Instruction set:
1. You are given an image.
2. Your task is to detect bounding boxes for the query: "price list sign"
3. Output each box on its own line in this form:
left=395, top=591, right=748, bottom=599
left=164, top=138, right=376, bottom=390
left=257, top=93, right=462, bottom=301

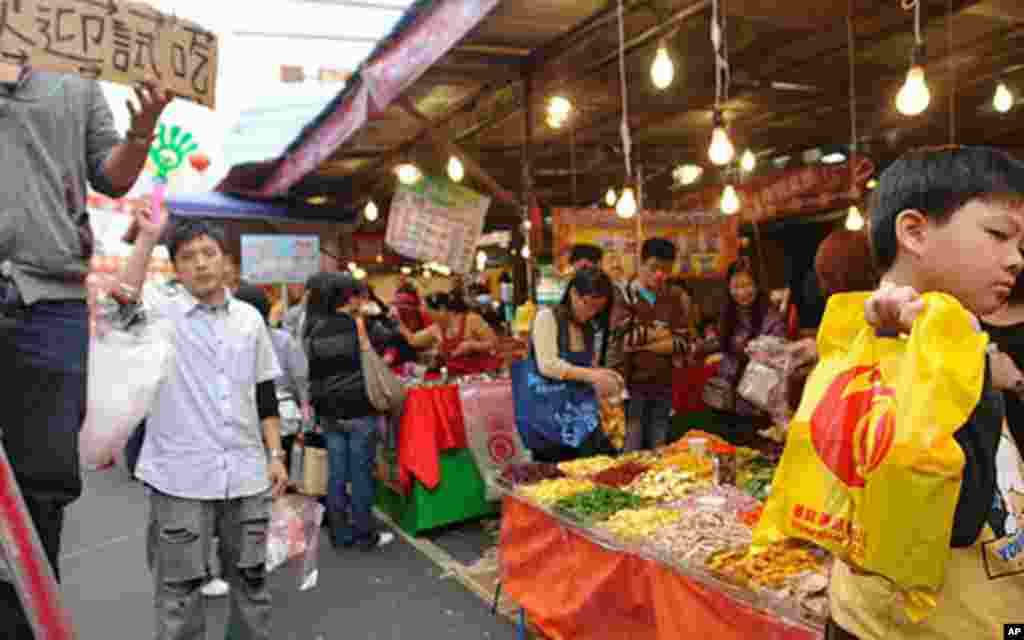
left=0, top=0, right=218, bottom=108
left=241, top=235, right=319, bottom=285
left=386, top=176, right=490, bottom=274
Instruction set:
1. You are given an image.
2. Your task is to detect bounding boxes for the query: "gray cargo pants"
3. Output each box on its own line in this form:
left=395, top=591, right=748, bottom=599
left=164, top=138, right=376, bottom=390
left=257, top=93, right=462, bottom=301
left=147, top=489, right=272, bottom=640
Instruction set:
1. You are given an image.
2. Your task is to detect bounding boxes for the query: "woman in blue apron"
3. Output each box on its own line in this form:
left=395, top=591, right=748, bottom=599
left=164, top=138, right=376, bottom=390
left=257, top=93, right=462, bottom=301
left=515, top=268, right=622, bottom=463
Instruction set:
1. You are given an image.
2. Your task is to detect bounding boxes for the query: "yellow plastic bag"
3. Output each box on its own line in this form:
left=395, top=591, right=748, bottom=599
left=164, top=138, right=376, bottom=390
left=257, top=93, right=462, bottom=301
left=753, top=292, right=987, bottom=621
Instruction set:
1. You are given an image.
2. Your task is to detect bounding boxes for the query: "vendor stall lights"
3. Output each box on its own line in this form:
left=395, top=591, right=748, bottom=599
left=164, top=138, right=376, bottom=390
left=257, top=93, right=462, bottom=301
left=447, top=156, right=465, bottom=182
left=616, top=185, right=638, bottom=219
left=605, top=187, right=618, bottom=207
left=708, top=111, right=735, bottom=166
left=720, top=185, right=740, bottom=215
left=401, top=266, right=412, bottom=275
left=521, top=245, right=531, bottom=259
left=522, top=219, right=532, bottom=231
left=546, top=96, right=572, bottom=129
left=395, top=163, right=422, bottom=185
left=845, top=205, right=865, bottom=231
left=674, top=164, right=704, bottom=186
left=650, top=39, right=674, bottom=90
left=895, top=0, right=930, bottom=117
left=994, top=82, right=1014, bottom=113
left=740, top=149, right=756, bottom=173
left=476, top=250, right=487, bottom=272
left=364, top=201, right=379, bottom=222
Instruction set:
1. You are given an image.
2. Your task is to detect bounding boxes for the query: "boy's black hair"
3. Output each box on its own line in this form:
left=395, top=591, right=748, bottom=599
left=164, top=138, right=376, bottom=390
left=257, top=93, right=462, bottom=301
left=425, top=291, right=470, bottom=314
left=569, top=243, right=604, bottom=266
left=167, top=219, right=227, bottom=263
left=641, top=237, right=677, bottom=263
left=233, top=284, right=271, bottom=324
left=871, top=146, right=1024, bottom=272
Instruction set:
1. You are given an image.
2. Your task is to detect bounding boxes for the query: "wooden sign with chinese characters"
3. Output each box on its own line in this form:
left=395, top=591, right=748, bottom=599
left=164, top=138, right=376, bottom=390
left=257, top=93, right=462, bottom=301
left=0, top=0, right=218, bottom=108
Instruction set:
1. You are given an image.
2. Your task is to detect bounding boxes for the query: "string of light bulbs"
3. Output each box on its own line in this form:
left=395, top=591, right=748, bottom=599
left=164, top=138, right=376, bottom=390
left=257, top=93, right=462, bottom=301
left=614, top=0, right=639, bottom=219
left=845, top=8, right=865, bottom=232
left=895, top=0, right=930, bottom=116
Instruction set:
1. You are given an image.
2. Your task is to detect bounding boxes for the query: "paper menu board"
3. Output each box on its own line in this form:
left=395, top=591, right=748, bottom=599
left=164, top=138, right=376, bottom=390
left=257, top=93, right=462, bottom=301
left=386, top=176, right=490, bottom=274
left=241, top=235, right=319, bottom=285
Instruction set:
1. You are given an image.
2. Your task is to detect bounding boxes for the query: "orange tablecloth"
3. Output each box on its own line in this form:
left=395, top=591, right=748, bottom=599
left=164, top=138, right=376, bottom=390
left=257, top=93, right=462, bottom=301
left=397, top=385, right=468, bottom=493
left=673, top=362, right=719, bottom=414
left=499, top=497, right=821, bottom=640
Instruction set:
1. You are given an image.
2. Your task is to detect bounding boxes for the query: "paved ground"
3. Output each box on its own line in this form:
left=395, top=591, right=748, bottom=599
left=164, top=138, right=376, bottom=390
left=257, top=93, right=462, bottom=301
left=58, top=467, right=521, bottom=640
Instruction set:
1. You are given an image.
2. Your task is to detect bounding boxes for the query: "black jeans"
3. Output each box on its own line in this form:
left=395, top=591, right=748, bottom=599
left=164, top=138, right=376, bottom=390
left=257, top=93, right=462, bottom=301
left=0, top=301, right=89, bottom=639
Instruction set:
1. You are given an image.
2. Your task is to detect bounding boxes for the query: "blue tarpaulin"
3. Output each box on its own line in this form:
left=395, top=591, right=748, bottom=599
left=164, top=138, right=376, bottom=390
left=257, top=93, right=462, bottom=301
left=166, top=191, right=354, bottom=224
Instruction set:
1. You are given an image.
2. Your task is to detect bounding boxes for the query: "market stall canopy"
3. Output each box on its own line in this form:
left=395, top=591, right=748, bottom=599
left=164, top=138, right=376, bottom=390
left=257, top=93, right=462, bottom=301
left=215, top=0, right=1024, bottom=230
left=166, top=190, right=356, bottom=224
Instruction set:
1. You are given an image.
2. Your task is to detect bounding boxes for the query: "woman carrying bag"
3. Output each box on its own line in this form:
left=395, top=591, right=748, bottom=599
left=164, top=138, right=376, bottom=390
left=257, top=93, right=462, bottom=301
left=514, top=268, right=623, bottom=463
left=304, top=273, right=395, bottom=552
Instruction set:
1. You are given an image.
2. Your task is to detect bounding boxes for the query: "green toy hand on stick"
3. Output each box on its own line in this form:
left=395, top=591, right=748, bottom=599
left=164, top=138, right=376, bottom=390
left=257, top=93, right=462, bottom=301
left=148, top=123, right=199, bottom=180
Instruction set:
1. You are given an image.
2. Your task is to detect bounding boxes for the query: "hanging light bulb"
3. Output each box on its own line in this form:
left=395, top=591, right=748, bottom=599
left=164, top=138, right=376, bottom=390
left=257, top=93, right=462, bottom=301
left=673, top=164, right=704, bottom=186
left=364, top=200, right=378, bottom=222
left=522, top=219, right=532, bottom=231
left=347, top=262, right=357, bottom=272
left=605, top=187, right=618, bottom=207
left=650, top=39, right=674, bottom=90
left=401, top=266, right=412, bottom=275
left=447, top=156, right=465, bottom=182
left=896, top=65, right=930, bottom=116
left=720, top=185, right=740, bottom=215
left=521, top=244, right=531, bottom=260
left=547, top=96, right=571, bottom=129
left=845, top=205, right=865, bottom=231
left=994, top=82, right=1014, bottom=114
left=476, top=250, right=487, bottom=271
left=376, top=254, right=384, bottom=264
left=740, top=149, right=757, bottom=173
left=708, top=110, right=735, bottom=166
left=395, top=163, right=422, bottom=184
left=616, top=185, right=638, bottom=219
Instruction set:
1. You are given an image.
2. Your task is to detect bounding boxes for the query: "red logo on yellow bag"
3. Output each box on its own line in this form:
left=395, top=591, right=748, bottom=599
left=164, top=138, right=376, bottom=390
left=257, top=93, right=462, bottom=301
left=811, top=365, right=896, bottom=488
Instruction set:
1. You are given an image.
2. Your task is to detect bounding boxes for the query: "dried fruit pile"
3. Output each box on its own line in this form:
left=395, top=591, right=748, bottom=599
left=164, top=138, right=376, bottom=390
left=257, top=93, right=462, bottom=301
left=518, top=477, right=596, bottom=505
left=557, top=455, right=620, bottom=478
left=554, top=486, right=645, bottom=523
left=626, top=469, right=700, bottom=503
left=500, top=463, right=564, bottom=486
left=590, top=462, right=651, bottom=488
left=602, top=507, right=682, bottom=540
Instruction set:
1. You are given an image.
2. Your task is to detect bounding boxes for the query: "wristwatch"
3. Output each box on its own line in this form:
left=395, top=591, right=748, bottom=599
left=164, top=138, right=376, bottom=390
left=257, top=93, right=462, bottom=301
left=268, top=449, right=286, bottom=461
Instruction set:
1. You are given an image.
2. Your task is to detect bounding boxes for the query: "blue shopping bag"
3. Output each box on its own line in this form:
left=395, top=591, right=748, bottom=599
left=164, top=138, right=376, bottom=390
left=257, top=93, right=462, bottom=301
left=511, top=357, right=600, bottom=450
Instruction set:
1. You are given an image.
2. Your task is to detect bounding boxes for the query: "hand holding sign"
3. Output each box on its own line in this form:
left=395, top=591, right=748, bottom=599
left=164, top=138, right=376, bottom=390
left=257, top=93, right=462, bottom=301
left=126, top=79, right=173, bottom=139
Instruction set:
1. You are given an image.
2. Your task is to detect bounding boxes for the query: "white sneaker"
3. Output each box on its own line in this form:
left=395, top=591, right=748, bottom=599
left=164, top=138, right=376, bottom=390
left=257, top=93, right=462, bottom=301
left=377, top=531, right=395, bottom=548
left=201, top=578, right=230, bottom=597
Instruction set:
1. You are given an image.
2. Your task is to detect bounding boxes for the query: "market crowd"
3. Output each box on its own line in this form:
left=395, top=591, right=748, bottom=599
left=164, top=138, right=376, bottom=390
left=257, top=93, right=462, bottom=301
left=3, top=65, right=1024, bottom=640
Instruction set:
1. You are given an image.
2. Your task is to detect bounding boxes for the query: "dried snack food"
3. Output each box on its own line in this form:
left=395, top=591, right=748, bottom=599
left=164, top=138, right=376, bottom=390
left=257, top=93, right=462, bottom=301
left=499, top=463, right=565, bottom=486
left=591, top=462, right=651, bottom=488
left=653, top=508, right=753, bottom=566
left=706, top=541, right=823, bottom=589
left=602, top=507, right=682, bottom=540
left=554, top=486, right=645, bottom=523
left=654, top=451, right=714, bottom=476
left=557, top=455, right=620, bottom=478
left=518, top=477, right=596, bottom=505
left=627, top=469, right=699, bottom=503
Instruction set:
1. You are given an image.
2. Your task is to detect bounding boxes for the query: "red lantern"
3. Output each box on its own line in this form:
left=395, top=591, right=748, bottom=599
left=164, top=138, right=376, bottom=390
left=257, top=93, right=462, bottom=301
left=189, top=153, right=211, bottom=173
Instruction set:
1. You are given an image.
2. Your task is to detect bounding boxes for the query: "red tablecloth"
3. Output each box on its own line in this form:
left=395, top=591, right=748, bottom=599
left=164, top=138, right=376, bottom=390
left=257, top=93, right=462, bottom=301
left=397, top=385, right=468, bottom=493
left=500, top=497, right=821, bottom=640
left=673, top=362, right=719, bottom=414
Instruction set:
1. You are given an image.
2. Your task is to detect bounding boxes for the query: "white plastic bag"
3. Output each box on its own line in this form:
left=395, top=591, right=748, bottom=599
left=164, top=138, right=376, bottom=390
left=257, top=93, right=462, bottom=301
left=79, top=316, right=173, bottom=469
left=266, top=494, right=324, bottom=591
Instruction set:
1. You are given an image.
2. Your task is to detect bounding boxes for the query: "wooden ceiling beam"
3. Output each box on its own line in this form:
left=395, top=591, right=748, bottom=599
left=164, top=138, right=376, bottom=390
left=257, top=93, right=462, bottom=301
left=397, top=97, right=519, bottom=205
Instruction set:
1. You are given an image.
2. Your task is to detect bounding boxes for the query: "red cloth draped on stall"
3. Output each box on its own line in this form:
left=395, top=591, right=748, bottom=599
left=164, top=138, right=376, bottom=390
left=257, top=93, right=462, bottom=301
left=396, top=385, right=468, bottom=492
left=500, top=497, right=820, bottom=640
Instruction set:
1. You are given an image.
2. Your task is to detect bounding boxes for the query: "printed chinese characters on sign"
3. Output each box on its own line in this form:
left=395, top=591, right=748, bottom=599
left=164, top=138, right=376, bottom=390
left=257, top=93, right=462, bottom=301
left=0, top=0, right=218, bottom=108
